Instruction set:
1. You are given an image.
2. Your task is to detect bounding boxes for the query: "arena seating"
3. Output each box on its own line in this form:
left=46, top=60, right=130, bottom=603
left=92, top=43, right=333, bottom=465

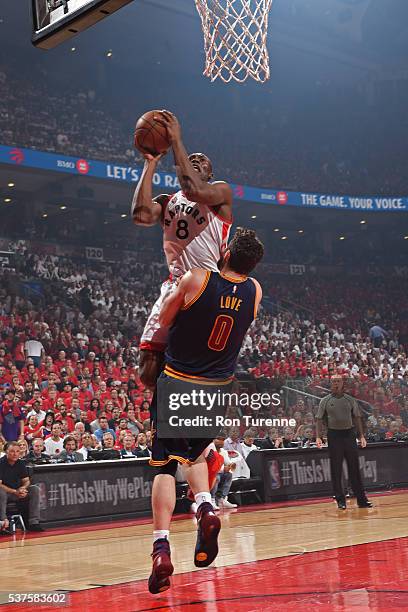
left=1, top=239, right=407, bottom=465
left=1, top=68, right=408, bottom=195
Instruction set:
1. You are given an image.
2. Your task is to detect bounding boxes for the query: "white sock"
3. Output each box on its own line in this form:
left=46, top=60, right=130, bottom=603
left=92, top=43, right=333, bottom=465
left=153, top=530, right=169, bottom=543
left=194, top=491, right=212, bottom=506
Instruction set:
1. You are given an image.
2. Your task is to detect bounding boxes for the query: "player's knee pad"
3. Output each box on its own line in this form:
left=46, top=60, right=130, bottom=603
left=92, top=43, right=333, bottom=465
left=157, top=460, right=178, bottom=478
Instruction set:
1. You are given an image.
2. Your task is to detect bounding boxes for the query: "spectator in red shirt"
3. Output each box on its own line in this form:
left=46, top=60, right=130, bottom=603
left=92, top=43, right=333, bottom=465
left=54, top=405, right=75, bottom=432
left=99, top=382, right=111, bottom=405
left=78, top=379, right=93, bottom=405
left=55, top=350, right=68, bottom=372
left=84, top=352, right=97, bottom=374
left=10, top=366, right=23, bottom=384
left=139, top=400, right=151, bottom=423
left=13, top=335, right=26, bottom=371
left=134, top=389, right=152, bottom=409
left=0, top=365, right=11, bottom=389
left=0, top=389, right=25, bottom=442
left=59, top=382, right=73, bottom=402
left=87, top=398, right=100, bottom=421
left=24, top=415, right=44, bottom=442
left=42, top=388, right=59, bottom=412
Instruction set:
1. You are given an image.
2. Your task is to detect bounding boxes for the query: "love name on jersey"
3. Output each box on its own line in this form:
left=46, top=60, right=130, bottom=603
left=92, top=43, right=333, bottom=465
left=164, top=200, right=205, bottom=227
left=220, top=295, right=242, bottom=312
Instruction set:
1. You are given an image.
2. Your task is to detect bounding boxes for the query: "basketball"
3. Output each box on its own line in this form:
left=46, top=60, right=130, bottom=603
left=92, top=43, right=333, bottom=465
left=134, top=110, right=171, bottom=156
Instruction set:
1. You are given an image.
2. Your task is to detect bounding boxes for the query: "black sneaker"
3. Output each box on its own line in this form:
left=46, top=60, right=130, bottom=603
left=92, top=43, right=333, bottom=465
left=357, top=500, right=373, bottom=508
left=0, top=528, right=12, bottom=536
left=194, top=502, right=221, bottom=568
left=148, top=538, right=173, bottom=594
left=28, top=524, right=45, bottom=532
left=336, top=500, right=347, bottom=510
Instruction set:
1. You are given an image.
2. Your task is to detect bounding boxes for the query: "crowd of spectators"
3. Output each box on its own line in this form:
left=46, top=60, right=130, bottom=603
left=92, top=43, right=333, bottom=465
left=0, top=240, right=407, bottom=470
left=1, top=68, right=408, bottom=196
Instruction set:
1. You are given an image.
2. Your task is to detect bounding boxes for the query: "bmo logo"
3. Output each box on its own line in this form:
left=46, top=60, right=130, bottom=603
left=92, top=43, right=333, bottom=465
left=277, top=191, right=288, bottom=205
left=76, top=159, right=90, bottom=174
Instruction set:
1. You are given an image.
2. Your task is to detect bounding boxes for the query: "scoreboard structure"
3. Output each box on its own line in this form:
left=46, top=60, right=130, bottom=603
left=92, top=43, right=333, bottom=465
left=31, top=0, right=134, bottom=49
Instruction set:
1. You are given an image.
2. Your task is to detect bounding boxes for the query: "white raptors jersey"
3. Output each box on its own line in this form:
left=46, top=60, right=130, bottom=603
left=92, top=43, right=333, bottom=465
left=162, top=190, right=232, bottom=278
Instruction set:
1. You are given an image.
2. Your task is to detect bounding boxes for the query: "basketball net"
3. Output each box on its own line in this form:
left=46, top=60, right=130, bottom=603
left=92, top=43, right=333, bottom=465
left=194, top=0, right=273, bottom=83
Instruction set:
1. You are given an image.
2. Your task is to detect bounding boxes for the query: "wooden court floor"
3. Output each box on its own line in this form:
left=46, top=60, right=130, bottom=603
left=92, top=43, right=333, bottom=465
left=1, top=491, right=408, bottom=611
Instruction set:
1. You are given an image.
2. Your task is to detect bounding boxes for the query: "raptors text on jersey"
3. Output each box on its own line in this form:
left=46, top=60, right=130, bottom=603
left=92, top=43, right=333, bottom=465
left=162, top=190, right=231, bottom=278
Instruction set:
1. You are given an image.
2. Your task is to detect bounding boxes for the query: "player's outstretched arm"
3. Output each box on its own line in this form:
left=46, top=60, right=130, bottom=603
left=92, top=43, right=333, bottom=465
left=159, top=269, right=207, bottom=328
left=131, top=153, right=169, bottom=226
left=155, top=111, right=233, bottom=213
left=252, top=278, right=263, bottom=317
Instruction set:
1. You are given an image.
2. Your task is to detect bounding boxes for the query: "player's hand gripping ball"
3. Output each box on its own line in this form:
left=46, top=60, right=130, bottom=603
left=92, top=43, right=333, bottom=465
left=134, top=109, right=172, bottom=156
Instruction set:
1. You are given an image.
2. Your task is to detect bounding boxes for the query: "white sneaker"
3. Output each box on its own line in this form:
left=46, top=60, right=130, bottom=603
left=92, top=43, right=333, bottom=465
left=211, top=498, right=220, bottom=510
left=189, top=502, right=198, bottom=514
left=219, top=497, right=237, bottom=509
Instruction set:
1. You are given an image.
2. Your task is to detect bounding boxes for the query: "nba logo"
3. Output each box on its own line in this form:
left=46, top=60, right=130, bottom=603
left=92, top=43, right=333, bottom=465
left=269, top=460, right=281, bottom=489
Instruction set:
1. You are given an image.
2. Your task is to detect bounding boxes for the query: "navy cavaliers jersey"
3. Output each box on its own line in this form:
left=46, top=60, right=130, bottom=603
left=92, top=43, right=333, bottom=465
left=165, top=271, right=257, bottom=380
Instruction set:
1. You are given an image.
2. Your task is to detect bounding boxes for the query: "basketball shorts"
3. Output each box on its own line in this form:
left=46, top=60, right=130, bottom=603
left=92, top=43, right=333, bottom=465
left=140, top=279, right=177, bottom=352
left=149, top=377, right=212, bottom=468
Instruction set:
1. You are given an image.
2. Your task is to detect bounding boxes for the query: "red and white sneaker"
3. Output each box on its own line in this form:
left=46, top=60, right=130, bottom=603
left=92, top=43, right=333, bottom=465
left=148, top=538, right=174, bottom=594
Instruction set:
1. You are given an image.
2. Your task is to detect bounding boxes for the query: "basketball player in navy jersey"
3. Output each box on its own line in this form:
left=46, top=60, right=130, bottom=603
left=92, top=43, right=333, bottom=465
left=147, top=228, right=264, bottom=594
left=131, top=110, right=233, bottom=390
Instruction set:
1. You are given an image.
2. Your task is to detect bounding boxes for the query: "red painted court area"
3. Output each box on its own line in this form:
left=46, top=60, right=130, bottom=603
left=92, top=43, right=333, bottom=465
left=4, top=537, right=408, bottom=612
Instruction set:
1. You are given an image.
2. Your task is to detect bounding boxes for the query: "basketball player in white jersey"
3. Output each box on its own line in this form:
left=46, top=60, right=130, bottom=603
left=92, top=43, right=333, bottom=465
left=131, top=110, right=233, bottom=388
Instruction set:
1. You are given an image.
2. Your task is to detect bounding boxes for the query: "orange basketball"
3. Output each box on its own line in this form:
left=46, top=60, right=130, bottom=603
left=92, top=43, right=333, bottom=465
left=134, top=109, right=171, bottom=156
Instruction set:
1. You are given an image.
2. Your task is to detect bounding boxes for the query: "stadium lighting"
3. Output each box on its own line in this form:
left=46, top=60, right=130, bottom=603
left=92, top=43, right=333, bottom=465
left=60, top=205, right=67, bottom=210
left=71, top=47, right=76, bottom=52
left=404, top=235, right=408, bottom=240
left=121, top=213, right=127, bottom=218
left=298, top=229, right=304, bottom=234
left=339, top=236, right=346, bottom=240
left=106, top=50, right=113, bottom=58
left=360, top=220, right=367, bottom=225
left=281, top=236, right=287, bottom=240
left=7, top=182, right=15, bottom=188
left=251, top=215, right=257, bottom=219
left=42, top=213, right=48, bottom=218
left=273, top=228, right=279, bottom=232
left=4, top=197, right=11, bottom=203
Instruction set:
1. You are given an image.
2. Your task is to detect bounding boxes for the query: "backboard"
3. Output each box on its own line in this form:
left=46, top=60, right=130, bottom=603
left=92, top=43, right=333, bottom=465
left=31, top=0, right=134, bottom=49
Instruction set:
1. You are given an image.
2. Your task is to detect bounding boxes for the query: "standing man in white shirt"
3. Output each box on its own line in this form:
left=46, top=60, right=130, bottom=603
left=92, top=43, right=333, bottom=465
left=24, top=336, right=45, bottom=369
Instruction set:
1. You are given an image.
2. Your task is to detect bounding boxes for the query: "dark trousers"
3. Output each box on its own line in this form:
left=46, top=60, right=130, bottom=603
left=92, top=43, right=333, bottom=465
left=327, top=429, right=367, bottom=504
left=0, top=485, right=41, bottom=524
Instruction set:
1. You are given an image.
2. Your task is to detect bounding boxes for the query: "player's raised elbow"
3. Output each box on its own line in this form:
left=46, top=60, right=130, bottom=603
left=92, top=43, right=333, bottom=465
left=186, top=182, right=231, bottom=206
left=184, top=188, right=219, bottom=206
